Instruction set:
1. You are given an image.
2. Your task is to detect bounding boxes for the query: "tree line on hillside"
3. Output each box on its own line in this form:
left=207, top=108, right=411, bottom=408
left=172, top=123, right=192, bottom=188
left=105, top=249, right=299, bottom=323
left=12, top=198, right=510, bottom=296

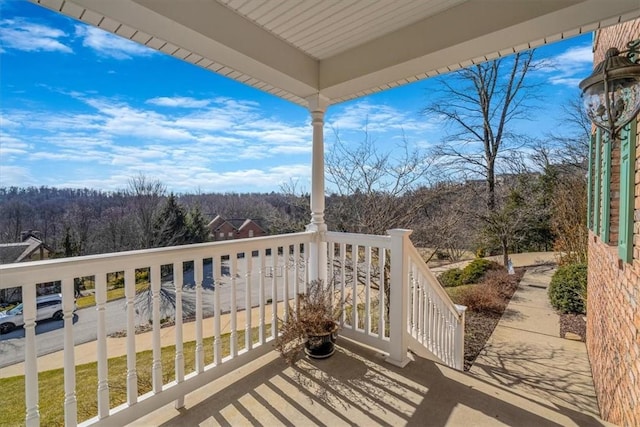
left=0, top=160, right=584, bottom=264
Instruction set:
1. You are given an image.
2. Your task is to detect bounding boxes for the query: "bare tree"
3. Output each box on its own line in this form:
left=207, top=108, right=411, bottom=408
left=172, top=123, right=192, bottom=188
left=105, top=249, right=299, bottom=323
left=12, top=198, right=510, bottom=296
left=127, top=174, right=166, bottom=249
left=551, top=173, right=588, bottom=264
left=544, top=97, right=591, bottom=171
left=424, top=50, right=538, bottom=212
left=326, top=128, right=435, bottom=234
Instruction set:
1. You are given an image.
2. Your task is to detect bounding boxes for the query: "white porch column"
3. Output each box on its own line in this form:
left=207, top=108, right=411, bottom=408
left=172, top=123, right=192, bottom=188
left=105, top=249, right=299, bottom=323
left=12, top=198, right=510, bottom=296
left=306, top=94, right=329, bottom=284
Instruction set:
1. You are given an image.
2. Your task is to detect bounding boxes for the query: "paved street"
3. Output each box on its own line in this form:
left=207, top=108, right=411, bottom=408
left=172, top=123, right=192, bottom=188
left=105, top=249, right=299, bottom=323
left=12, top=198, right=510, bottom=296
left=0, top=255, right=301, bottom=368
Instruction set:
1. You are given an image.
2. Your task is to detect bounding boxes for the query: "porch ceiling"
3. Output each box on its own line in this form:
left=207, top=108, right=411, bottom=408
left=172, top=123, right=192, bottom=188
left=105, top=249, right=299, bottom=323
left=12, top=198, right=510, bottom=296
left=33, top=0, right=640, bottom=108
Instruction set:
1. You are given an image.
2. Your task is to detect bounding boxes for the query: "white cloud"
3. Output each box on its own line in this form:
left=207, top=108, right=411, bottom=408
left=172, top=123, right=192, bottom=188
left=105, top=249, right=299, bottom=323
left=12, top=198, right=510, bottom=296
left=0, top=165, right=35, bottom=186
left=0, top=90, right=315, bottom=192
left=553, top=45, right=593, bottom=64
left=76, top=25, right=154, bottom=59
left=327, top=101, right=434, bottom=134
left=537, top=44, right=593, bottom=87
left=0, top=139, right=30, bottom=158
left=147, top=97, right=210, bottom=108
left=0, top=18, right=72, bottom=53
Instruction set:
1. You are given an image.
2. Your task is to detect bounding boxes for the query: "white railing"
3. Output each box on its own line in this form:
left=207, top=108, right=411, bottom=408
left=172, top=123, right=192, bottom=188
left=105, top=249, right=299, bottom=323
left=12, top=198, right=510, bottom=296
left=0, top=228, right=464, bottom=426
left=326, top=229, right=465, bottom=370
left=0, top=232, right=313, bottom=427
left=326, top=231, right=391, bottom=353
left=406, top=241, right=466, bottom=370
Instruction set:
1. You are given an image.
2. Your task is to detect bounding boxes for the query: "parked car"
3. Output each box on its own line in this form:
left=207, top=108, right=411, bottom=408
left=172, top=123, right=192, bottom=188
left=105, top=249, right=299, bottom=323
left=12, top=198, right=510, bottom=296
left=0, top=294, right=76, bottom=334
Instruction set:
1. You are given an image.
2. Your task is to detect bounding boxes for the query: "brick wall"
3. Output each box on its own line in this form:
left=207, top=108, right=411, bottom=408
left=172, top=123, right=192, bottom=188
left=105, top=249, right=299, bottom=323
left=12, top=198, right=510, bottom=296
left=587, top=19, right=640, bottom=426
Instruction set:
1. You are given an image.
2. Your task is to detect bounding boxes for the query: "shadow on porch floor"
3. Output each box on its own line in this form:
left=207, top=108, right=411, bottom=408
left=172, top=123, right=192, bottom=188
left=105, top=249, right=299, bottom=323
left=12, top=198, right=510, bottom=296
left=130, top=338, right=605, bottom=427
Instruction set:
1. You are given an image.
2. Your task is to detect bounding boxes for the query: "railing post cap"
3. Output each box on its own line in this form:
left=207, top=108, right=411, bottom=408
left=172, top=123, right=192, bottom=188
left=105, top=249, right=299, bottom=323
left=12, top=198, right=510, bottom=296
left=386, top=229, right=413, bottom=237
left=455, top=304, right=467, bottom=314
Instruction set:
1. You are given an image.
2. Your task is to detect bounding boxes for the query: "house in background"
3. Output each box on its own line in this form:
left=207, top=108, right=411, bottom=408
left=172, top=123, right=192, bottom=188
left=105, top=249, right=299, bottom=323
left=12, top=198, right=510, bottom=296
left=585, top=19, right=639, bottom=426
left=0, top=231, right=55, bottom=303
left=0, top=231, right=53, bottom=265
left=208, top=215, right=267, bottom=241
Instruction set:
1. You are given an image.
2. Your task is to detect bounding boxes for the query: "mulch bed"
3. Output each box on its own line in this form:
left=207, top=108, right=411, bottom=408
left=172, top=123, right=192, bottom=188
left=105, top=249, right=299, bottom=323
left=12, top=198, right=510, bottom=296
left=560, top=313, right=586, bottom=342
left=462, top=268, right=525, bottom=371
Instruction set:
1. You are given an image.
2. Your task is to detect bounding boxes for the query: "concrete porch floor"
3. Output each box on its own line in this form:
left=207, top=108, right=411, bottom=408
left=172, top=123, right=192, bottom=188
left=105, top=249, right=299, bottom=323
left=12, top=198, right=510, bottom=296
left=130, top=338, right=605, bottom=427
left=130, top=263, right=610, bottom=427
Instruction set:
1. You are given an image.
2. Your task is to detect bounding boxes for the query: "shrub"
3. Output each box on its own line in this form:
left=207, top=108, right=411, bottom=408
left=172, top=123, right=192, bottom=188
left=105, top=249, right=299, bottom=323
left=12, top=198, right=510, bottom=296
left=439, top=268, right=463, bottom=287
left=457, top=284, right=504, bottom=313
left=548, top=263, right=587, bottom=314
left=484, top=270, right=517, bottom=298
left=460, top=259, right=501, bottom=284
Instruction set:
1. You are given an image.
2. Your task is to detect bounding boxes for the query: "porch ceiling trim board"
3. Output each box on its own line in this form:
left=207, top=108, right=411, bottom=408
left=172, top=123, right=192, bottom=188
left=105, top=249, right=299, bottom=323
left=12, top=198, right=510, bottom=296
left=33, top=0, right=640, bottom=108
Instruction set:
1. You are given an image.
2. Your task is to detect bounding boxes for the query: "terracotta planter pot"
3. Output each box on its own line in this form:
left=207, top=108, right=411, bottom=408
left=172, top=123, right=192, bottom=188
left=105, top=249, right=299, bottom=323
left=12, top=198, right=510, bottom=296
left=304, top=322, right=338, bottom=359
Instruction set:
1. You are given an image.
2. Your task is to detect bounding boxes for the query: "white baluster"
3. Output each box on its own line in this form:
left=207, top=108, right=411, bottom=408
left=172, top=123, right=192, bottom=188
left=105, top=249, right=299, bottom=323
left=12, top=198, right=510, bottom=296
left=195, top=260, right=204, bottom=373
left=23, top=285, right=39, bottom=427
left=351, top=243, right=357, bottom=331
left=303, top=242, right=310, bottom=290
left=378, top=247, right=386, bottom=339
left=62, top=278, right=77, bottom=426
left=271, top=246, right=277, bottom=339
left=124, top=269, right=138, bottom=405
left=364, top=245, right=371, bottom=334
left=245, top=253, right=252, bottom=351
left=283, top=247, right=289, bottom=324
left=95, top=273, right=109, bottom=419
left=420, top=280, right=427, bottom=345
left=151, top=265, right=162, bottom=394
left=259, top=250, right=266, bottom=344
left=411, top=266, right=419, bottom=338
left=340, top=243, right=347, bottom=326
left=174, top=262, right=185, bottom=409
left=293, top=243, right=300, bottom=315
left=230, top=253, right=238, bottom=358
left=213, top=256, right=222, bottom=366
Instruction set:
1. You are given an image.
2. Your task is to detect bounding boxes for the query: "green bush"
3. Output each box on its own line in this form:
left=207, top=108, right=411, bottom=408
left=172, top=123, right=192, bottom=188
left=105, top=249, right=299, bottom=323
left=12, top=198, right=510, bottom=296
left=439, top=268, right=463, bottom=287
left=548, top=263, right=587, bottom=314
left=460, top=259, right=500, bottom=284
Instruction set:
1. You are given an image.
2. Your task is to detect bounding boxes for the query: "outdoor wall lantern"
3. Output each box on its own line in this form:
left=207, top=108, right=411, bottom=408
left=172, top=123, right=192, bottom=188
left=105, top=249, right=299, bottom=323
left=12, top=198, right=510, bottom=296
left=579, top=40, right=640, bottom=140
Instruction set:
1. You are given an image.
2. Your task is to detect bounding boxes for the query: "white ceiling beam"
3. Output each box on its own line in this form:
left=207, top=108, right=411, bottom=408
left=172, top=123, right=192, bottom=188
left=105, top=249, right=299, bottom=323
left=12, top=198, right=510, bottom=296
left=69, top=0, right=320, bottom=98
left=319, top=0, right=640, bottom=100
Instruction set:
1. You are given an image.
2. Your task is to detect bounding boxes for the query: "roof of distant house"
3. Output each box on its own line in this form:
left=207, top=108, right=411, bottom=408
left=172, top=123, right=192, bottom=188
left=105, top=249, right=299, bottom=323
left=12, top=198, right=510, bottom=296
left=207, top=215, right=266, bottom=233
left=0, top=236, right=53, bottom=264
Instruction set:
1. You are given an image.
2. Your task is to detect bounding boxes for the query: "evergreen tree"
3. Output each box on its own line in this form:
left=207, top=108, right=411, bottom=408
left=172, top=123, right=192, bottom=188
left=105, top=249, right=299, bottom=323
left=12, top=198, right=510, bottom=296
left=186, top=204, right=209, bottom=243
left=152, top=194, right=188, bottom=247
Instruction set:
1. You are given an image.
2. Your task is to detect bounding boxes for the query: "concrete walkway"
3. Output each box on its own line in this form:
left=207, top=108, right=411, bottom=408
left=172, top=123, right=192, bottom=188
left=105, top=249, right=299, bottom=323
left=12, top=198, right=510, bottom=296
left=469, top=264, right=608, bottom=423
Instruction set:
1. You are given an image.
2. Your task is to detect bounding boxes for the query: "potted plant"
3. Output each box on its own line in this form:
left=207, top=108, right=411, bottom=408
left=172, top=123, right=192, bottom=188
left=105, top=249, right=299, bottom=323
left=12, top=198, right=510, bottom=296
left=275, top=279, right=342, bottom=364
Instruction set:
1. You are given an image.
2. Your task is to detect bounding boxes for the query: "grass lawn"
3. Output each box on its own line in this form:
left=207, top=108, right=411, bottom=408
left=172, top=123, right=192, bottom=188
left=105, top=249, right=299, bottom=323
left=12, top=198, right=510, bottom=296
left=0, top=326, right=271, bottom=426
left=75, top=282, right=150, bottom=309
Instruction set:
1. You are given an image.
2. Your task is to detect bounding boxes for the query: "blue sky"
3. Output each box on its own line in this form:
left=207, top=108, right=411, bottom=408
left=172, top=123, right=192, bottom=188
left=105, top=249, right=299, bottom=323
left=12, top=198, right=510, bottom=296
left=0, top=0, right=593, bottom=194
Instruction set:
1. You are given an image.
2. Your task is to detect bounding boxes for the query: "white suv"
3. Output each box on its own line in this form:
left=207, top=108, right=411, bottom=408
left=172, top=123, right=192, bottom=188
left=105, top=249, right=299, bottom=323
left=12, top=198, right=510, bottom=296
left=0, top=294, right=76, bottom=334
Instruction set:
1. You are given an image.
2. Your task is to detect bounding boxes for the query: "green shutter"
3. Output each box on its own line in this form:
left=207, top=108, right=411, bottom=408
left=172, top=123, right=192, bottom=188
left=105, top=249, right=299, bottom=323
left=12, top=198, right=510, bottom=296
left=587, top=133, right=595, bottom=231
left=618, top=119, right=637, bottom=263
left=593, top=128, right=602, bottom=235
left=601, top=131, right=612, bottom=242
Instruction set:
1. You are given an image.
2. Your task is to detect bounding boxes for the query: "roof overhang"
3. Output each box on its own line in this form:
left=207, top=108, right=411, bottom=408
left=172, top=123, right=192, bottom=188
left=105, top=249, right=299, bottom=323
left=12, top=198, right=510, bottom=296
left=32, top=0, right=640, bottom=108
